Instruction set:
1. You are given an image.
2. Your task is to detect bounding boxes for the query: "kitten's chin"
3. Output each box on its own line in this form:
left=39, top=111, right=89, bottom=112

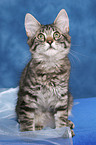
left=44, top=48, right=58, bottom=56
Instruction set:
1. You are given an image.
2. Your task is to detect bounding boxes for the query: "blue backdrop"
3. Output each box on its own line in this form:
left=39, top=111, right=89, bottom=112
left=0, top=0, right=96, bottom=99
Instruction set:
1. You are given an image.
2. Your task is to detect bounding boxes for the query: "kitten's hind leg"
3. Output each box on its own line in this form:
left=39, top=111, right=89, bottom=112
left=67, top=120, right=75, bottom=129
left=67, top=120, right=75, bottom=137
left=71, top=129, right=75, bottom=137
left=68, top=92, right=73, bottom=116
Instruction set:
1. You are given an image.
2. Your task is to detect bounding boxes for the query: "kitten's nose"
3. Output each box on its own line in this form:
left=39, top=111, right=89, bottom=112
left=47, top=40, right=53, bottom=45
left=46, top=37, right=53, bottom=45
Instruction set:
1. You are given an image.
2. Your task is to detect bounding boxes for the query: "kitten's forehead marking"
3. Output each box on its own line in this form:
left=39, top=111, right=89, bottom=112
left=40, top=25, right=56, bottom=38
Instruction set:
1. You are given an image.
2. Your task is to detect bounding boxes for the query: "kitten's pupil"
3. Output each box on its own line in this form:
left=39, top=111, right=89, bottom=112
left=55, top=33, right=59, bottom=37
left=40, top=34, right=43, bottom=38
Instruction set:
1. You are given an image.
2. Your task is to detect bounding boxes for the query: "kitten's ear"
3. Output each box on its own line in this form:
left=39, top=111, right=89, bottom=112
left=25, top=13, right=41, bottom=37
left=54, top=9, right=69, bottom=33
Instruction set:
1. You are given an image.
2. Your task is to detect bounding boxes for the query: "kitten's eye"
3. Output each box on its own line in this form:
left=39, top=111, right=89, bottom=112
left=53, top=31, right=60, bottom=40
left=37, top=33, right=45, bottom=41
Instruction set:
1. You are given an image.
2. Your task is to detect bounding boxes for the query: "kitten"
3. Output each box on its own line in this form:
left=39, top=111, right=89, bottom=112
left=16, top=9, right=75, bottom=136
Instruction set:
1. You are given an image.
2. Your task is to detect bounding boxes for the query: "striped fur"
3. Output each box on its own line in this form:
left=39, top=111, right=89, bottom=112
left=16, top=9, right=74, bottom=136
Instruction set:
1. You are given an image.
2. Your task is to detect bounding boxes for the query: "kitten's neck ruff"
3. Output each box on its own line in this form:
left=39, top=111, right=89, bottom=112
left=31, top=53, right=70, bottom=74
left=32, top=48, right=70, bottom=63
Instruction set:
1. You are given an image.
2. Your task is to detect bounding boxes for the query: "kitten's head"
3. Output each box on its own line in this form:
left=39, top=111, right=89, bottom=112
left=25, top=9, right=71, bottom=61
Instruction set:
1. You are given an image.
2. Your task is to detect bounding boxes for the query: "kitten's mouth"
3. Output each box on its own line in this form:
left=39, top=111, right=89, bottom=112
left=48, top=46, right=55, bottom=50
left=49, top=47, right=53, bottom=49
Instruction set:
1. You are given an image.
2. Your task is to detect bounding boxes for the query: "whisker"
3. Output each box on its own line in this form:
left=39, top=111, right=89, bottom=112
left=71, top=44, right=81, bottom=47
left=68, top=55, right=76, bottom=66
left=69, top=51, right=81, bottom=63
left=21, top=54, right=31, bottom=65
left=71, top=49, right=89, bottom=58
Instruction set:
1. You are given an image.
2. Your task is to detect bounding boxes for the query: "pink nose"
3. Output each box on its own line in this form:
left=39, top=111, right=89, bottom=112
left=48, top=40, right=52, bottom=44
left=47, top=40, right=53, bottom=45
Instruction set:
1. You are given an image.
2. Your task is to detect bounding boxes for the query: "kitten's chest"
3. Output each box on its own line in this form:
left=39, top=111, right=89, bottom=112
left=34, top=73, right=68, bottom=111
left=36, top=85, right=59, bottom=112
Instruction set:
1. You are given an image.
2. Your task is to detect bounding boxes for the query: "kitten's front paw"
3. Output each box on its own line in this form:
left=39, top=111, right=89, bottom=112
left=35, top=125, right=43, bottom=130
left=20, top=123, right=35, bottom=132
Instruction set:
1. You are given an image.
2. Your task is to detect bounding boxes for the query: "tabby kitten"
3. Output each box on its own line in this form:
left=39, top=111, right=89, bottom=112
left=16, top=9, right=74, bottom=136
